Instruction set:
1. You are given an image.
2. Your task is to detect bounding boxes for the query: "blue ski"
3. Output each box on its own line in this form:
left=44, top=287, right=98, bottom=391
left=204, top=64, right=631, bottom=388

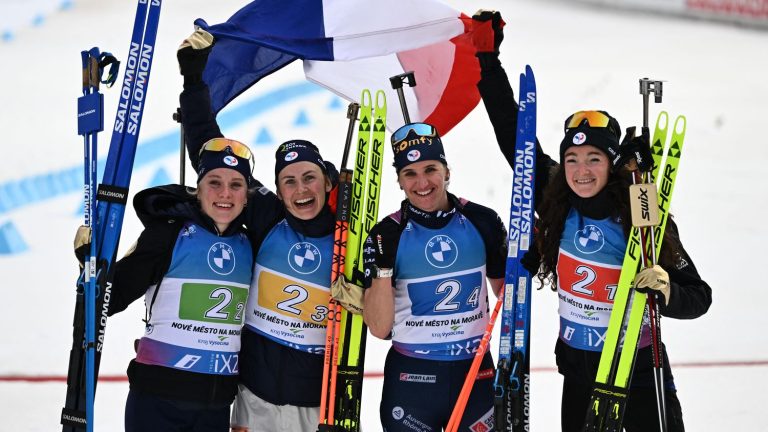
left=494, top=65, right=537, bottom=432
left=61, top=1, right=162, bottom=430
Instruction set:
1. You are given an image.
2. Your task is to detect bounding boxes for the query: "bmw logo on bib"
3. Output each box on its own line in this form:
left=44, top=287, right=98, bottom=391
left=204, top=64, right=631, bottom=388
left=574, top=225, right=605, bottom=254
left=425, top=235, right=458, bottom=268
left=208, top=242, right=236, bottom=275
left=288, top=242, right=322, bottom=274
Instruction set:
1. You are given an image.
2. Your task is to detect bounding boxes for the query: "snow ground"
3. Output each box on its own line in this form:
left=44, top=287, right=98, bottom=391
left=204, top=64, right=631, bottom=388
left=1, top=0, right=767, bottom=430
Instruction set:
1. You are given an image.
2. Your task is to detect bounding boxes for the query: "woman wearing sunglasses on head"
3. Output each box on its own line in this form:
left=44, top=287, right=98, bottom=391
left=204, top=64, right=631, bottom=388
left=361, top=122, right=508, bottom=431
left=472, top=12, right=712, bottom=431
left=177, top=30, right=339, bottom=432
left=87, top=143, right=254, bottom=431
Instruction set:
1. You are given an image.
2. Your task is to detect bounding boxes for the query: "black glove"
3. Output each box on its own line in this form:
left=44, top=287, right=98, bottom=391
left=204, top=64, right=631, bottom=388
left=472, top=10, right=505, bottom=70
left=615, top=126, right=653, bottom=172
left=177, top=29, right=215, bottom=86
left=323, top=160, right=339, bottom=188
left=361, top=222, right=399, bottom=288
left=369, top=222, right=399, bottom=270
left=520, top=247, right=541, bottom=275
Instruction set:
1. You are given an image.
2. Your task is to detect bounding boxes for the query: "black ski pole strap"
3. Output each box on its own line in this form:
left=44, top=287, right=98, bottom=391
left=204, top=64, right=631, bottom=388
left=96, top=184, right=129, bottom=205
left=97, top=52, right=120, bottom=88
left=80, top=48, right=120, bottom=92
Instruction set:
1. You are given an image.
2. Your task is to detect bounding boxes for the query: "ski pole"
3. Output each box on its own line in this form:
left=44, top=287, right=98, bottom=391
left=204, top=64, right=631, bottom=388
left=639, top=77, right=668, bottom=432
left=76, top=46, right=118, bottom=432
left=445, top=287, right=505, bottom=432
left=82, top=48, right=100, bottom=432
left=389, top=71, right=416, bottom=124
left=62, top=3, right=158, bottom=431
left=172, top=108, right=186, bottom=184
left=319, top=101, right=360, bottom=431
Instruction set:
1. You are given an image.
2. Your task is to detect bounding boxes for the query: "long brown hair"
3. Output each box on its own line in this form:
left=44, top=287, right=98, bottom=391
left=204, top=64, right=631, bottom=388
left=535, top=165, right=680, bottom=290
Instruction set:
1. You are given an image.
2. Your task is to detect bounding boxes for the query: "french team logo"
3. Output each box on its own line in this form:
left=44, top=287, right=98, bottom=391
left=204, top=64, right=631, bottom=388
left=284, top=151, right=299, bottom=161
left=223, top=155, right=238, bottom=166
left=573, top=131, right=587, bottom=145
left=406, top=149, right=421, bottom=162
left=425, top=235, right=458, bottom=268
left=573, top=225, right=604, bottom=254
left=208, top=242, right=236, bottom=275
left=288, top=242, right=322, bottom=274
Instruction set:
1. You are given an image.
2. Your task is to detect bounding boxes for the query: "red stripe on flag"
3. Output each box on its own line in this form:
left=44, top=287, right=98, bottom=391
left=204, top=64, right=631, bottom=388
left=397, top=14, right=481, bottom=137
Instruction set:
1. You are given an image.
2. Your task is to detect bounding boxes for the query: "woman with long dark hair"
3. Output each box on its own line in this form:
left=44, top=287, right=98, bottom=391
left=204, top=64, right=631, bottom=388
left=534, top=111, right=711, bottom=431
left=474, top=11, right=711, bottom=430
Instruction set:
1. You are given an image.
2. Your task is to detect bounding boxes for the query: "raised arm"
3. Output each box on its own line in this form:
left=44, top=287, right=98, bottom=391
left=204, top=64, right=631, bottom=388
left=177, top=29, right=224, bottom=170
left=472, top=11, right=556, bottom=209
left=176, top=30, right=284, bottom=236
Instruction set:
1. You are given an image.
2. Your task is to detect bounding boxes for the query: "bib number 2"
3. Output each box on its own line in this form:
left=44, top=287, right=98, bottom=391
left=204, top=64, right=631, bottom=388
left=179, top=283, right=249, bottom=325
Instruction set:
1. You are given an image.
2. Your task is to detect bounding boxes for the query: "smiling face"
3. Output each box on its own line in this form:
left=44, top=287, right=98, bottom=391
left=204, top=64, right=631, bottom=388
left=276, top=161, right=331, bottom=220
left=397, top=160, right=450, bottom=212
left=197, top=168, right=248, bottom=233
left=563, top=145, right=610, bottom=198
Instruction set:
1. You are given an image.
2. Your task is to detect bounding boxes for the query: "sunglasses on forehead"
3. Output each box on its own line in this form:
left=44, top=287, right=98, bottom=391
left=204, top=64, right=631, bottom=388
left=392, top=122, right=438, bottom=144
left=565, top=111, right=618, bottom=135
left=199, top=138, right=253, bottom=160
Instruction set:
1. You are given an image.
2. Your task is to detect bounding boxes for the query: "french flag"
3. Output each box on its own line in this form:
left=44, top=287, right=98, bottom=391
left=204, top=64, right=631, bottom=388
left=196, top=0, right=486, bottom=135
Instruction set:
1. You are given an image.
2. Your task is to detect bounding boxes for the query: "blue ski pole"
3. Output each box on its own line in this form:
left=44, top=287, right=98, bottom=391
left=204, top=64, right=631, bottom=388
left=77, top=46, right=118, bottom=432
left=62, top=2, right=161, bottom=430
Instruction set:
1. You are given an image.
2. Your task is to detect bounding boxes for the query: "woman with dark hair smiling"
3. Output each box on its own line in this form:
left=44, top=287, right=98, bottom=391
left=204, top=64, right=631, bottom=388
left=177, top=29, right=342, bottom=432
left=362, top=122, right=508, bottom=431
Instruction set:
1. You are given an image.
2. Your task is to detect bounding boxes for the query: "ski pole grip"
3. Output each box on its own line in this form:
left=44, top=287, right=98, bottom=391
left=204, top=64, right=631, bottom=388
left=639, top=78, right=664, bottom=128
left=389, top=71, right=416, bottom=89
left=339, top=103, right=360, bottom=170
left=389, top=72, right=416, bottom=124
